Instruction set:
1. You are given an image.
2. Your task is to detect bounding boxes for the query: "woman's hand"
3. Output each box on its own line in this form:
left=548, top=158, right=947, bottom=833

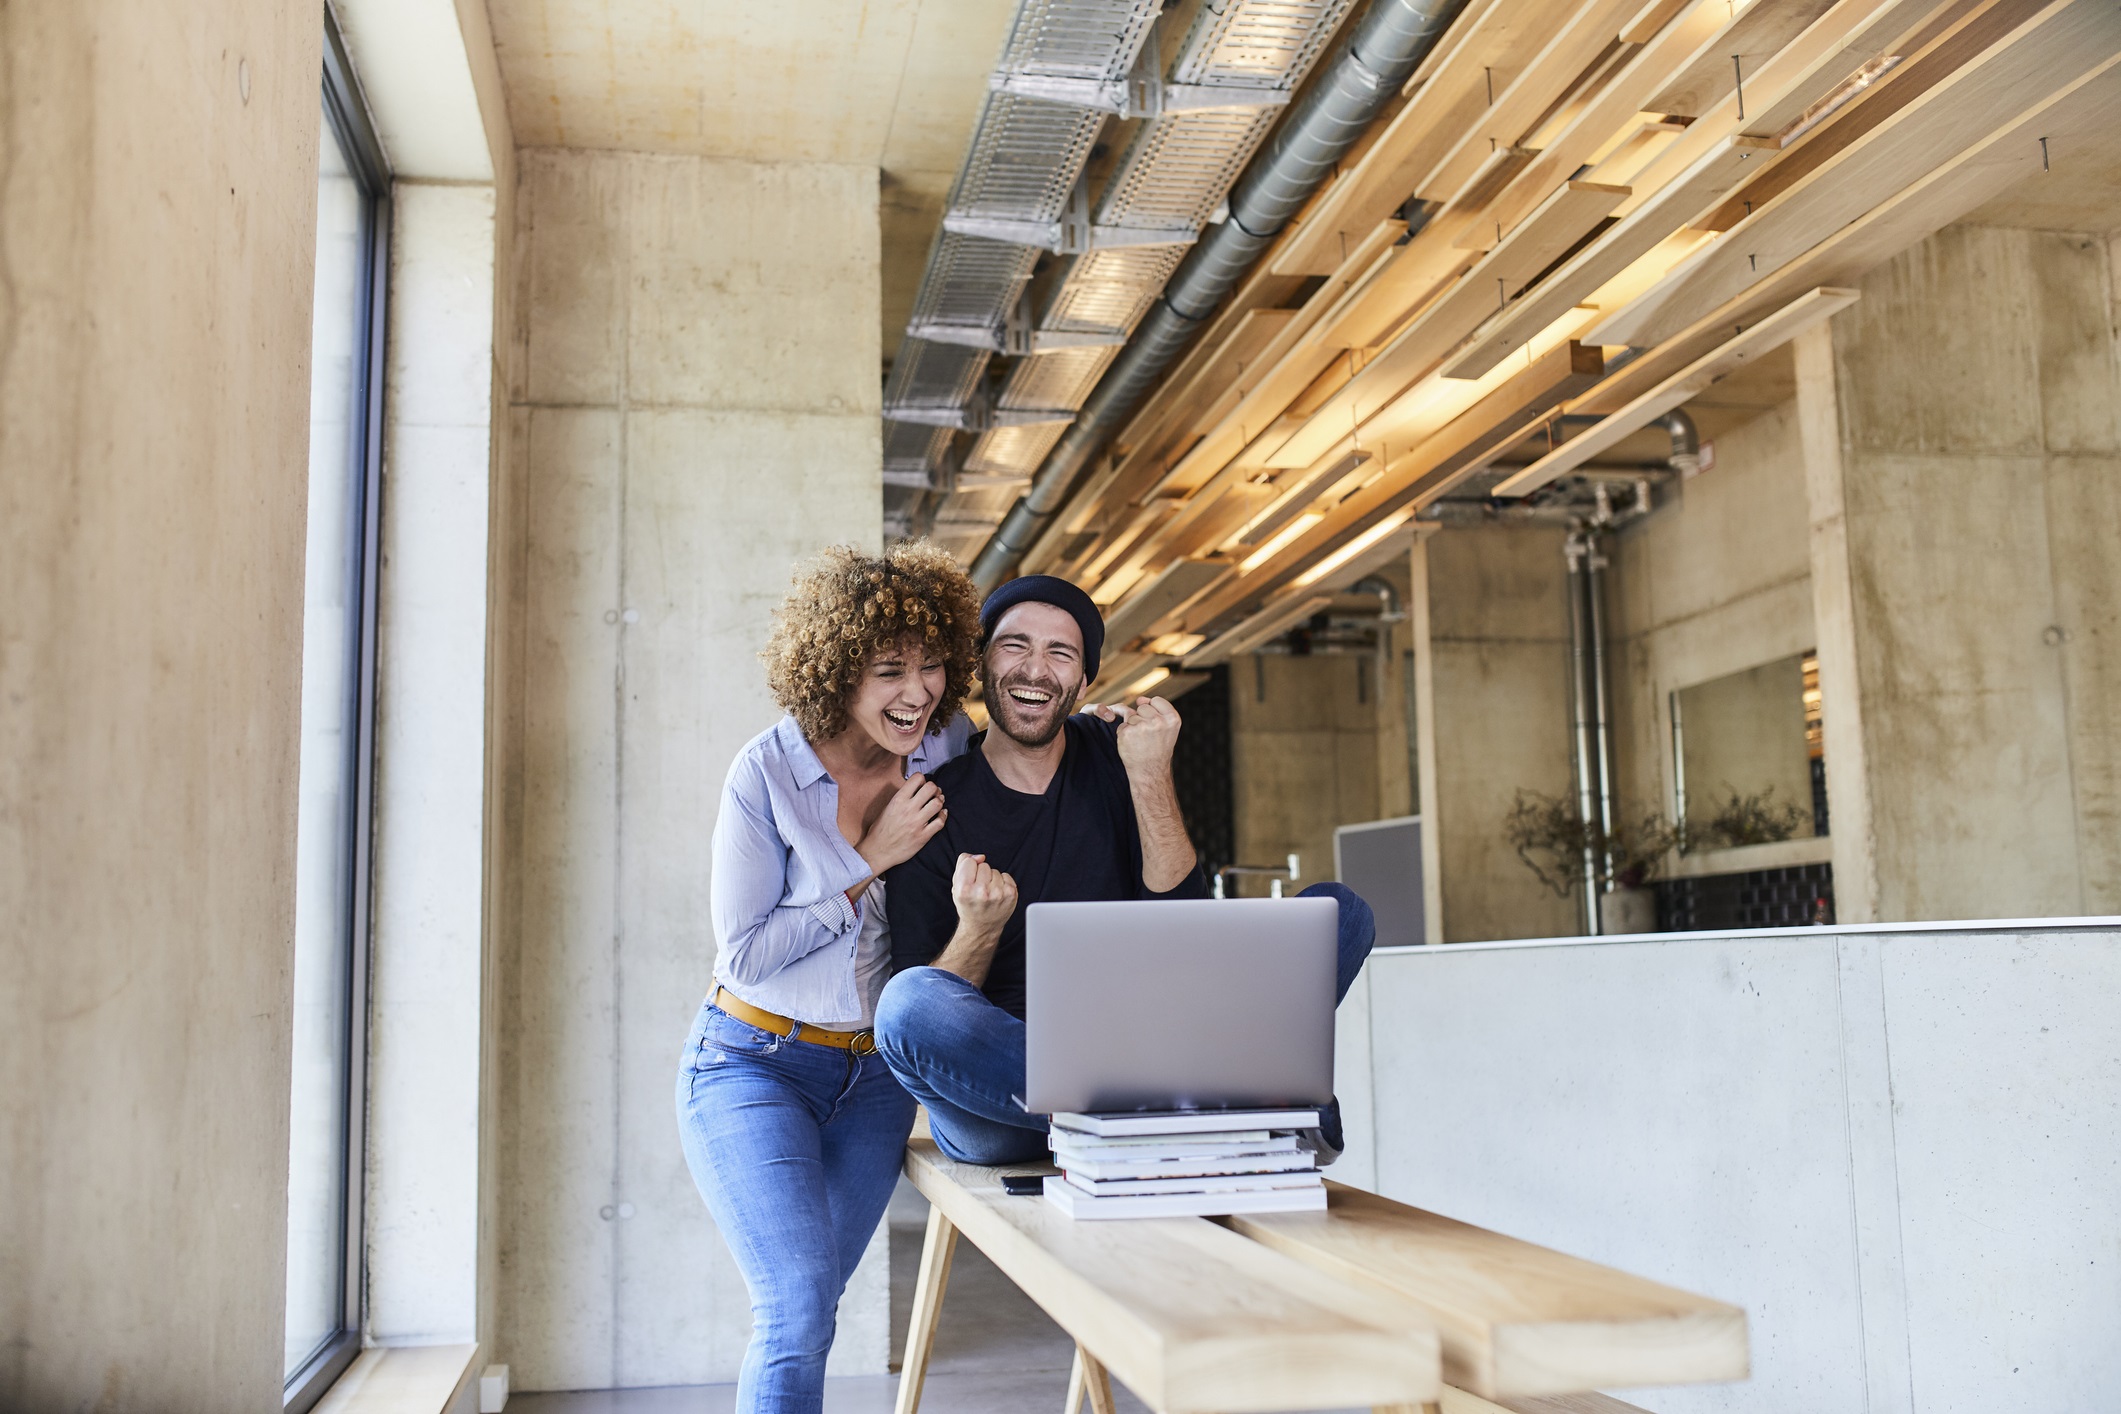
left=856, top=772, right=947, bottom=875
left=950, top=853, right=1019, bottom=936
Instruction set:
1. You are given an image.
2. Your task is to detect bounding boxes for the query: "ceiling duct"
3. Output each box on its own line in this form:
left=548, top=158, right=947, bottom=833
left=966, top=0, right=1468, bottom=588
left=885, top=0, right=1362, bottom=552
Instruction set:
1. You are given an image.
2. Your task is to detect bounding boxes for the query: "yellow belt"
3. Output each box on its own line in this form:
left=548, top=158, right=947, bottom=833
left=712, top=986, right=877, bottom=1055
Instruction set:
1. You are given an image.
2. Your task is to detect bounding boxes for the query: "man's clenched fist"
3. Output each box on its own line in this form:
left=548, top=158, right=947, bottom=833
left=950, top=853, right=1018, bottom=934
left=1092, top=694, right=1182, bottom=775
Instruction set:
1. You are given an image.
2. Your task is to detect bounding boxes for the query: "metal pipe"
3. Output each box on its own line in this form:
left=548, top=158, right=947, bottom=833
left=1564, top=532, right=1601, bottom=934
left=1661, top=408, right=1699, bottom=477
left=1585, top=529, right=1617, bottom=894
left=971, top=0, right=1468, bottom=589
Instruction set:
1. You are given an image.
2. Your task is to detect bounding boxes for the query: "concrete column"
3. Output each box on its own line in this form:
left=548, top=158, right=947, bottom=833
left=0, top=5, right=323, bottom=1407
left=497, top=150, right=885, bottom=1391
left=1408, top=536, right=1447, bottom=948
left=1415, top=527, right=1580, bottom=943
left=1795, top=325, right=1882, bottom=924
left=1802, top=225, right=2121, bottom=920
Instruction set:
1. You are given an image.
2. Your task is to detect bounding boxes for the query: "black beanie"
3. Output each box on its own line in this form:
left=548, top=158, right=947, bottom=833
left=979, top=575, right=1105, bottom=683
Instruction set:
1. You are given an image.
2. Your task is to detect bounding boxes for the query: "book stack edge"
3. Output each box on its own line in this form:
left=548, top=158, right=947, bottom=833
left=1042, top=1109, right=1326, bottom=1220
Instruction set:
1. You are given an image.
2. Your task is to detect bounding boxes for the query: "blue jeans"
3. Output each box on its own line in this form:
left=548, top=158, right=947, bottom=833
left=874, top=882, right=1375, bottom=1166
left=675, top=999, right=917, bottom=1414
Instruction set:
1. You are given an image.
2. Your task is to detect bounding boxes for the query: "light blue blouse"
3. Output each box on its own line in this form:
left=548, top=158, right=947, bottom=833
left=710, top=712, right=973, bottom=1025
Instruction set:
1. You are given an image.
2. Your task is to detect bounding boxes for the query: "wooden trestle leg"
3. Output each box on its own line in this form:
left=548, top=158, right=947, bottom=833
left=1064, top=1342, right=1118, bottom=1414
left=894, top=1204, right=959, bottom=1414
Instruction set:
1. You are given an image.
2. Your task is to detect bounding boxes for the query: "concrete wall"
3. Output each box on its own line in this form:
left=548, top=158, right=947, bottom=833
left=0, top=4, right=322, bottom=1408
left=493, top=149, right=886, bottom=1391
left=1803, top=225, right=2121, bottom=921
left=1230, top=653, right=1383, bottom=893
left=1345, top=922, right=2121, bottom=1414
left=1413, top=527, right=1580, bottom=942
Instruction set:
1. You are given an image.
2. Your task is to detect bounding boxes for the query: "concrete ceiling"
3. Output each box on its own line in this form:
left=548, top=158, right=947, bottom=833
left=486, top=0, right=1018, bottom=368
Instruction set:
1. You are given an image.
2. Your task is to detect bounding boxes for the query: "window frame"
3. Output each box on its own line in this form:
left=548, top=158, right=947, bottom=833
left=285, top=11, right=391, bottom=1412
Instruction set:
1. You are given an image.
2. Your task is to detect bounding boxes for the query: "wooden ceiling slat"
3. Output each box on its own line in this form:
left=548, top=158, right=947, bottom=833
left=1441, top=136, right=1772, bottom=380
left=1644, top=0, right=1847, bottom=117
left=1473, top=0, right=1731, bottom=241
left=1590, top=0, right=2121, bottom=347
left=1269, top=0, right=1591, bottom=276
left=1411, top=0, right=1649, bottom=206
left=1566, top=54, right=2121, bottom=419
left=1267, top=181, right=1630, bottom=470
left=1177, top=343, right=1606, bottom=629
left=1491, top=286, right=1859, bottom=495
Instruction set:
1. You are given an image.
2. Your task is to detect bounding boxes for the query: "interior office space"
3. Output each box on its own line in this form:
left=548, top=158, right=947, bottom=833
left=3, top=0, right=2116, bottom=1411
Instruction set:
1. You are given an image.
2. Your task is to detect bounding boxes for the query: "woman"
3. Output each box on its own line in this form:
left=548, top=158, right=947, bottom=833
left=677, top=542, right=981, bottom=1414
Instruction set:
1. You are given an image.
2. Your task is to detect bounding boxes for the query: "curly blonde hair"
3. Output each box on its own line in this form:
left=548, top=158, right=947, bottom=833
left=763, top=542, right=983, bottom=743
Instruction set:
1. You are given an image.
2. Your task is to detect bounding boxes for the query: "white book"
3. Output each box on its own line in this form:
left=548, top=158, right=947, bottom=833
left=1047, top=1129, right=1279, bottom=1152
left=1043, top=1136, right=1289, bottom=1161
left=1062, top=1170, right=1325, bottom=1196
left=1049, top=1109, right=1321, bottom=1138
left=1044, top=1175, right=1329, bottom=1220
left=1054, top=1149, right=1317, bottom=1183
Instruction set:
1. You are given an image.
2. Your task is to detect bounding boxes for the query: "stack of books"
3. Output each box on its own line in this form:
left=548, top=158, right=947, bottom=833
left=1041, top=1108, right=1327, bottom=1219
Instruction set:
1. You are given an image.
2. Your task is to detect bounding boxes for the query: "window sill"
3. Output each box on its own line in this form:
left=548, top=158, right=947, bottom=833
left=1665, top=834, right=1833, bottom=879
left=315, top=1344, right=481, bottom=1414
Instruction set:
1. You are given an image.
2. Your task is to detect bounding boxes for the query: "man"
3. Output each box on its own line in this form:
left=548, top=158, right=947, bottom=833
left=872, top=575, right=1374, bottom=1166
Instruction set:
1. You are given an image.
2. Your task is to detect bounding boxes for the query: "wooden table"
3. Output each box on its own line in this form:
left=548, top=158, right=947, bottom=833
left=895, top=1140, right=1747, bottom=1414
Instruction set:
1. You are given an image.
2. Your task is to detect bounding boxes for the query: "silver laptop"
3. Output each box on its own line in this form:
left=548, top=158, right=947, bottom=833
left=1022, top=896, right=1337, bottom=1115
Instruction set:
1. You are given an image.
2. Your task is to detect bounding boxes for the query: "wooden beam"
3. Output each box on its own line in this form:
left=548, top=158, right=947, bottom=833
left=1606, top=0, right=1944, bottom=212
left=1270, top=0, right=1593, bottom=277
left=1696, top=0, right=2031, bottom=229
left=1737, top=0, right=1968, bottom=138
left=1412, top=0, right=1648, bottom=206
left=1182, top=593, right=1336, bottom=667
left=1142, top=216, right=1414, bottom=503
left=1442, top=136, right=1773, bottom=379
left=1592, top=0, right=2121, bottom=346
left=1100, top=556, right=1235, bottom=649
left=1094, top=306, right=1298, bottom=510
left=1180, top=343, right=1603, bottom=628
left=1491, top=286, right=1858, bottom=495
left=1476, top=0, right=1730, bottom=243
left=1229, top=1186, right=1749, bottom=1400
left=1568, top=53, right=2121, bottom=417
left=1270, top=183, right=1629, bottom=470
left=1644, top=0, right=1844, bottom=116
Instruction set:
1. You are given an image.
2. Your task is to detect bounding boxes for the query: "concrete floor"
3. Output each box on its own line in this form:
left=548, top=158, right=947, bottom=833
left=511, top=1180, right=1157, bottom=1414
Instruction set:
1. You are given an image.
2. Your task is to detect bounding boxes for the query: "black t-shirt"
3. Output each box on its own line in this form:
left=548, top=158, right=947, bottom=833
left=886, top=713, right=1209, bottom=1018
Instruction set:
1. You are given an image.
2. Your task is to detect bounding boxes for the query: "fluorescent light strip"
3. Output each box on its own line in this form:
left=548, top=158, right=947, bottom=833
left=1239, top=513, right=1323, bottom=573
left=1293, top=511, right=1414, bottom=587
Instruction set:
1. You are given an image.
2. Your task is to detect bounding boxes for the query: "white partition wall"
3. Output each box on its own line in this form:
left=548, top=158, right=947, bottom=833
left=1338, top=922, right=2121, bottom=1414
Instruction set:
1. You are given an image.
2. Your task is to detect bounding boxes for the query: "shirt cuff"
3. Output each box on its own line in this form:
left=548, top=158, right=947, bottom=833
left=806, top=891, right=860, bottom=935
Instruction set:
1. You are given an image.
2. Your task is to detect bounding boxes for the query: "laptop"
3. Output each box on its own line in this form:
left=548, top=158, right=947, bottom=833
left=1022, top=896, right=1338, bottom=1115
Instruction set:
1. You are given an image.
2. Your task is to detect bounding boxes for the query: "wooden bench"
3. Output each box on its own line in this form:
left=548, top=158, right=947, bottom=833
left=896, top=1140, right=1747, bottom=1414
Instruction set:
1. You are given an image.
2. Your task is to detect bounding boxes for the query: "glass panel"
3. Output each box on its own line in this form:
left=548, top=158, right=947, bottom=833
left=1673, top=652, right=1824, bottom=851
left=284, top=97, right=369, bottom=1380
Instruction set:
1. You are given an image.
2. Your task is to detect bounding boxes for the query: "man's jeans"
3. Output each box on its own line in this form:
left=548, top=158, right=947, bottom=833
left=675, top=999, right=916, bottom=1414
left=873, top=882, right=1375, bottom=1166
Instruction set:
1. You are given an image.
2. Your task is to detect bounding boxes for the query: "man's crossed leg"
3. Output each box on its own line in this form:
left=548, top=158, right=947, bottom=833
left=874, top=882, right=1377, bottom=1167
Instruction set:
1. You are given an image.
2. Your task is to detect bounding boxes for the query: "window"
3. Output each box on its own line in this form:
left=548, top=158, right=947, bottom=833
left=285, top=16, right=388, bottom=1410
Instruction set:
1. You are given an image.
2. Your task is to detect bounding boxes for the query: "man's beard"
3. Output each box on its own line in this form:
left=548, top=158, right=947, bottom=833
left=987, top=668, right=1071, bottom=748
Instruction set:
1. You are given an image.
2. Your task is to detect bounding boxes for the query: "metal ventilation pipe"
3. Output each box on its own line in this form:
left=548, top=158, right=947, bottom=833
left=1564, top=519, right=1618, bottom=935
left=1661, top=407, right=1700, bottom=477
left=970, top=0, right=1467, bottom=589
